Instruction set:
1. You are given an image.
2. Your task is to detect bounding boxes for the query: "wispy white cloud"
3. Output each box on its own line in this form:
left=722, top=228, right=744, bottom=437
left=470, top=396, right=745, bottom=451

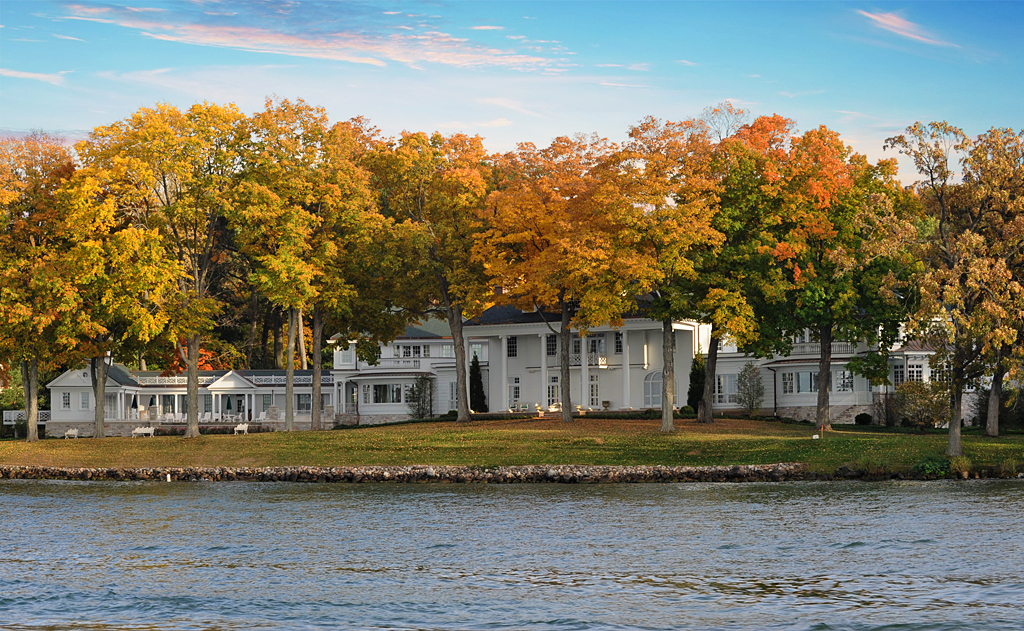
left=778, top=89, right=826, bottom=98
left=628, top=63, right=649, bottom=71
left=477, top=96, right=543, bottom=117
left=437, top=117, right=512, bottom=129
left=60, top=4, right=568, bottom=72
left=857, top=11, right=959, bottom=48
left=52, top=33, right=85, bottom=42
left=471, top=26, right=504, bottom=31
left=0, top=68, right=69, bottom=85
left=600, top=81, right=649, bottom=89
left=676, top=59, right=698, bottom=66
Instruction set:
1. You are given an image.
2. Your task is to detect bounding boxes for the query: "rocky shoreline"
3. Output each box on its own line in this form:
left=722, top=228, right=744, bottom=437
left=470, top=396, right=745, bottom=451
left=3, top=463, right=1019, bottom=483
left=0, top=463, right=815, bottom=483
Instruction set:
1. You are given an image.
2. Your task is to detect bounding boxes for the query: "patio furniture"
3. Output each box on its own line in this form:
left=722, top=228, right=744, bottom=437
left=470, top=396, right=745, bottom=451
left=233, top=423, right=249, bottom=435
left=132, top=427, right=155, bottom=438
left=64, top=428, right=79, bottom=439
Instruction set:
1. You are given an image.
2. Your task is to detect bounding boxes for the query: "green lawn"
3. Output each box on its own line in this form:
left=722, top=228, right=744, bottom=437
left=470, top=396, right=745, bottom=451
left=2, top=417, right=1022, bottom=474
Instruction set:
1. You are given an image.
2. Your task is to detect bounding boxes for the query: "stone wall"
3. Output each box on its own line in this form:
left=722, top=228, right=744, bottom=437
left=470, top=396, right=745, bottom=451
left=773, top=404, right=873, bottom=424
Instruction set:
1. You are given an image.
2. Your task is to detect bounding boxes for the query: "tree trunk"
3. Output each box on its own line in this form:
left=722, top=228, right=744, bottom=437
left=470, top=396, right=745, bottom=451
left=661, top=319, right=676, bottom=432
left=184, top=335, right=201, bottom=438
left=559, top=294, right=573, bottom=423
left=987, top=354, right=1004, bottom=438
left=310, top=304, right=325, bottom=431
left=947, top=383, right=964, bottom=456
left=815, top=325, right=833, bottom=431
left=298, top=307, right=308, bottom=370
left=21, top=358, right=39, bottom=443
left=273, top=308, right=284, bottom=369
left=90, top=355, right=110, bottom=439
left=698, top=324, right=719, bottom=424
left=246, top=290, right=259, bottom=369
left=440, top=275, right=472, bottom=423
left=286, top=307, right=296, bottom=431
left=260, top=302, right=272, bottom=368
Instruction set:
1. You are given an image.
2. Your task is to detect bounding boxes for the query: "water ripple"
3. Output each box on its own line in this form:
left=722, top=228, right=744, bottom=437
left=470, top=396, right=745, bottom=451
left=1, top=480, right=1022, bottom=630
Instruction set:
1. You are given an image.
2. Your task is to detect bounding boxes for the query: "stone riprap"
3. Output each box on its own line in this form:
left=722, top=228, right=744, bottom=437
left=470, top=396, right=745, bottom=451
left=0, top=463, right=809, bottom=483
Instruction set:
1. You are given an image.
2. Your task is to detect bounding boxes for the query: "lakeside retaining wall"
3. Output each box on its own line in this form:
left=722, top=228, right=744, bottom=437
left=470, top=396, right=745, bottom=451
left=0, top=463, right=810, bottom=483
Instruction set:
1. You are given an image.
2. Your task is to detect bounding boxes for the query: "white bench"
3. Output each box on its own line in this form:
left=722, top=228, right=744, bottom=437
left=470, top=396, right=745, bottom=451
left=64, top=428, right=79, bottom=439
left=233, top=423, right=249, bottom=435
left=132, top=427, right=155, bottom=438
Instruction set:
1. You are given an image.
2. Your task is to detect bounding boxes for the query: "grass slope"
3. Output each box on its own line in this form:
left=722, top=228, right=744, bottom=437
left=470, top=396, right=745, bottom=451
left=2, top=418, right=1022, bottom=473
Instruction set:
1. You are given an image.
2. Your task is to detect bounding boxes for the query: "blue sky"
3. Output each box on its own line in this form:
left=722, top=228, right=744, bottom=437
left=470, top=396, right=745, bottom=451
left=1, top=1, right=1022, bottom=177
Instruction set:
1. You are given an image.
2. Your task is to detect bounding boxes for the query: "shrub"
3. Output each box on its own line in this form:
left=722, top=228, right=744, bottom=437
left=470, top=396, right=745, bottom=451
left=469, top=355, right=488, bottom=413
left=687, top=353, right=705, bottom=411
left=949, top=456, right=972, bottom=477
left=406, top=375, right=435, bottom=419
left=736, top=362, right=765, bottom=415
left=854, top=413, right=873, bottom=426
left=999, top=457, right=1018, bottom=477
left=679, top=405, right=695, bottom=416
left=895, top=381, right=949, bottom=429
left=912, top=453, right=950, bottom=477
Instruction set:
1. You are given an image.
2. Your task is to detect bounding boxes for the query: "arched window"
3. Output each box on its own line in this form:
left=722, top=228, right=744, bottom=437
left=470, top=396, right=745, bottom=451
left=644, top=372, right=662, bottom=408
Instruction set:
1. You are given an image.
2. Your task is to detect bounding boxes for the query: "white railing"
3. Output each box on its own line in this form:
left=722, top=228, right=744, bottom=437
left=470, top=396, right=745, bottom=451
left=137, top=375, right=218, bottom=385
left=791, top=342, right=857, bottom=356
left=369, top=359, right=422, bottom=369
left=3, top=410, right=52, bottom=423
left=566, top=353, right=608, bottom=367
left=249, top=374, right=334, bottom=386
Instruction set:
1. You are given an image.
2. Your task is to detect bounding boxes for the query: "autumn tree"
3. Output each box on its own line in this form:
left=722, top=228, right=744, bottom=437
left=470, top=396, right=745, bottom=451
left=686, top=111, right=793, bottom=424
left=78, top=102, right=246, bottom=438
left=0, top=133, right=77, bottom=442
left=619, top=116, right=720, bottom=431
left=886, top=123, right=1024, bottom=454
left=482, top=135, right=653, bottom=423
left=367, top=132, right=492, bottom=423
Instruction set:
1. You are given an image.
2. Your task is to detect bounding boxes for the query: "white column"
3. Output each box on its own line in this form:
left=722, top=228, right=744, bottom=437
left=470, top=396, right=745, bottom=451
left=500, top=335, right=509, bottom=412
left=465, top=338, right=473, bottom=409
left=621, top=331, right=631, bottom=410
left=214, top=393, right=220, bottom=419
left=581, top=333, right=589, bottom=410
left=539, top=333, right=548, bottom=411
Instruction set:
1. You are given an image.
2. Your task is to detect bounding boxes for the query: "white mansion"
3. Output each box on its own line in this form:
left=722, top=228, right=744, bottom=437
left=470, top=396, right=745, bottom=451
left=29, top=306, right=935, bottom=436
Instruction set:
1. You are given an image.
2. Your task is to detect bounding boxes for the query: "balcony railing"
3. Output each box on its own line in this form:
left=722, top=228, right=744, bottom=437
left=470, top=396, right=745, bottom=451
left=791, top=342, right=857, bottom=356
left=368, top=359, right=422, bottom=369
left=3, top=410, right=51, bottom=424
left=567, top=353, right=608, bottom=367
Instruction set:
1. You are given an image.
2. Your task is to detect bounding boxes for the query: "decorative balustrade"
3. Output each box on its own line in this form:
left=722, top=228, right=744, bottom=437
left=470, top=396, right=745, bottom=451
left=567, top=353, right=608, bottom=367
left=791, top=342, right=857, bottom=356
left=250, top=375, right=334, bottom=385
left=3, top=410, right=51, bottom=423
left=370, top=359, right=422, bottom=369
left=137, top=375, right=217, bottom=385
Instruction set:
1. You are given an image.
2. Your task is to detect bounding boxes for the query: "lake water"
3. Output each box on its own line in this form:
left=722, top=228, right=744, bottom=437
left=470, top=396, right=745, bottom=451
left=0, top=479, right=1021, bottom=631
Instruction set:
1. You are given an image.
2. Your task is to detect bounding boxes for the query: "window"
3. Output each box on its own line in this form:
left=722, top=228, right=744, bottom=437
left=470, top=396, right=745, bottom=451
left=546, top=335, right=557, bottom=357
left=644, top=372, right=663, bottom=408
left=412, top=345, right=421, bottom=358
left=449, top=381, right=459, bottom=405
left=204, top=395, right=213, bottom=413
left=161, top=394, right=174, bottom=414
left=835, top=370, right=855, bottom=392
left=80, top=391, right=90, bottom=410
left=796, top=372, right=821, bottom=393
left=508, top=376, right=521, bottom=405
left=340, top=347, right=355, bottom=365
left=908, top=364, right=924, bottom=382
left=471, top=343, right=483, bottom=360
left=573, top=338, right=581, bottom=355
left=373, top=385, right=391, bottom=403
left=547, top=375, right=560, bottom=407
left=422, top=345, right=430, bottom=358
left=61, top=392, right=71, bottom=410
left=893, top=364, right=905, bottom=387
left=297, top=394, right=311, bottom=412
left=263, top=394, right=273, bottom=411
left=793, top=330, right=809, bottom=344
left=507, top=336, right=518, bottom=358
left=403, top=345, right=412, bottom=358
left=588, top=336, right=604, bottom=355
left=715, top=374, right=738, bottom=404
left=105, top=394, right=117, bottom=420
left=590, top=374, right=600, bottom=407
left=782, top=373, right=794, bottom=395
left=441, top=344, right=455, bottom=358
left=615, top=332, right=623, bottom=355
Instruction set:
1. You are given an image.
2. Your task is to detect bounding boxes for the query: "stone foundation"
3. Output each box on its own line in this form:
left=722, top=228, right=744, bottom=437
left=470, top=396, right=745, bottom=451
left=774, top=404, right=873, bottom=424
